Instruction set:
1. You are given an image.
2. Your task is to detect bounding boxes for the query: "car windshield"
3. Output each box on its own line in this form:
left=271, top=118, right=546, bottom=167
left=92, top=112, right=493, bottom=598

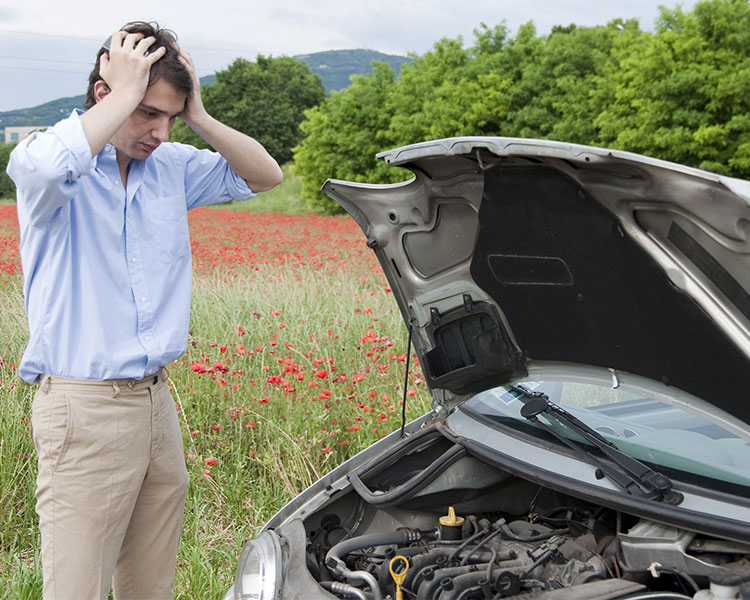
left=462, top=366, right=750, bottom=488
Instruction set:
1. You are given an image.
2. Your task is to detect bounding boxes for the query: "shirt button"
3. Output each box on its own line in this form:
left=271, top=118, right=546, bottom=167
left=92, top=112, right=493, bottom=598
left=140, top=296, right=146, bottom=302
left=131, top=257, right=136, bottom=263
left=114, top=180, right=120, bottom=186
left=144, top=336, right=151, bottom=342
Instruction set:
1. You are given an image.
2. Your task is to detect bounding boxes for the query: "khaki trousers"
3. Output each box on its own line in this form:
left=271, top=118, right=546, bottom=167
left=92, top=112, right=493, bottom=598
left=31, top=370, right=189, bottom=600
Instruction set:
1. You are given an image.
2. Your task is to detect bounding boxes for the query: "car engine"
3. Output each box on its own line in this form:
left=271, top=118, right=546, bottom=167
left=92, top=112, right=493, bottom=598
left=294, top=424, right=750, bottom=600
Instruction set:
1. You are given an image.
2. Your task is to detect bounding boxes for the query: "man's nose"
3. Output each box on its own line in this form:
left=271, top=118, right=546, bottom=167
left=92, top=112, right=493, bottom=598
left=153, top=117, right=171, bottom=142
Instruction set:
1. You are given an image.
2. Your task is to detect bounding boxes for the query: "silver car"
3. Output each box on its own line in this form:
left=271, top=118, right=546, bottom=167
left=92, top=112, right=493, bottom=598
left=224, top=137, right=750, bottom=600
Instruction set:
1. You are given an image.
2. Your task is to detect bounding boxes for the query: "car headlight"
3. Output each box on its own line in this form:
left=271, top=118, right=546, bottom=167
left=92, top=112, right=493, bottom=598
left=234, top=530, right=283, bottom=600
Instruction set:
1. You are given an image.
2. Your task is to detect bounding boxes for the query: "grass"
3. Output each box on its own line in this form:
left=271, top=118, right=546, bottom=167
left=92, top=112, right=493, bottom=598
left=0, top=204, right=430, bottom=598
left=220, top=163, right=310, bottom=214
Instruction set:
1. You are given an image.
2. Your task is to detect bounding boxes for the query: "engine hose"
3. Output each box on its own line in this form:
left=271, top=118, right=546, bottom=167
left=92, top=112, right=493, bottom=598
left=616, top=595, right=693, bottom=600
left=320, top=580, right=368, bottom=600
left=326, top=529, right=430, bottom=600
left=349, top=443, right=467, bottom=508
left=326, top=528, right=430, bottom=571
left=459, top=528, right=505, bottom=565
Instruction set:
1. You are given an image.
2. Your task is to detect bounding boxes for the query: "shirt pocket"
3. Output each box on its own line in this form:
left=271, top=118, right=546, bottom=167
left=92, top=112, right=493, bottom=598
left=143, top=195, right=191, bottom=263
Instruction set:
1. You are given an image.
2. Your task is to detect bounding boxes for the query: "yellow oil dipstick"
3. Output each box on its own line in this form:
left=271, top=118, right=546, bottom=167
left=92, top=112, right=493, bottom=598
left=389, top=555, right=410, bottom=600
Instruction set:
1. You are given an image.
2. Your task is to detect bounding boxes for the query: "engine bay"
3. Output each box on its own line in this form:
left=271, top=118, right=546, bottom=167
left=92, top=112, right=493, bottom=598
left=295, top=424, right=750, bottom=599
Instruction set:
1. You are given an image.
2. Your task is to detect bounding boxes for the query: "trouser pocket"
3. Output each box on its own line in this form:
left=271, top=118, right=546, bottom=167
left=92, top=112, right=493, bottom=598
left=31, top=388, right=73, bottom=472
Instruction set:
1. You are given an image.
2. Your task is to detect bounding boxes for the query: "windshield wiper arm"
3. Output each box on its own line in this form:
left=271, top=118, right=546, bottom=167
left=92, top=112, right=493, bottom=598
left=513, top=385, right=683, bottom=505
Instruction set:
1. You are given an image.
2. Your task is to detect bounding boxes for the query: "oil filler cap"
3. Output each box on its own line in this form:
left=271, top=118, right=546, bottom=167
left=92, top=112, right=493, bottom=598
left=439, top=506, right=465, bottom=541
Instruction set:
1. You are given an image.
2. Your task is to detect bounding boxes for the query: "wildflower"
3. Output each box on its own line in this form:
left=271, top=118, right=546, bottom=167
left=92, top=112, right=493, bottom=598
left=191, top=429, right=200, bottom=436
left=212, top=424, right=221, bottom=431
left=315, top=369, right=329, bottom=379
left=204, top=457, right=218, bottom=466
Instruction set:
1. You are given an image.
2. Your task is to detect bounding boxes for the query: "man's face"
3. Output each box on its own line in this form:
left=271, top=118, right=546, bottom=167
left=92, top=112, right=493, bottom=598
left=109, top=79, right=187, bottom=160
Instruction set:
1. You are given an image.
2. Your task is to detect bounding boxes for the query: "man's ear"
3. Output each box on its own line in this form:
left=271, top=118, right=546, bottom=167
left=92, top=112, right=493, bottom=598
left=93, top=79, right=111, bottom=104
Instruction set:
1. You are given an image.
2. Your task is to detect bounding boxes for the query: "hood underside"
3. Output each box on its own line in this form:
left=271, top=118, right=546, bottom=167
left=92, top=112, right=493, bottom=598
left=322, top=137, right=750, bottom=424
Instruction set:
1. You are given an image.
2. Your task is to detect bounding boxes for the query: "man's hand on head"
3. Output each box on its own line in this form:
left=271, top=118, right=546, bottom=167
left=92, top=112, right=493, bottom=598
left=99, top=31, right=167, bottom=106
left=176, top=47, right=209, bottom=129
left=79, top=30, right=167, bottom=158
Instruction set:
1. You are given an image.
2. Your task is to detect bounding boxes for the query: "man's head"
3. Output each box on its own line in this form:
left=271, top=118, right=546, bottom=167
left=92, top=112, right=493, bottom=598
left=84, top=21, right=192, bottom=109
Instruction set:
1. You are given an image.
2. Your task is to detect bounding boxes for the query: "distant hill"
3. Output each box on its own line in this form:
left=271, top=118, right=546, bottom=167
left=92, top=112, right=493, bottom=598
left=297, top=49, right=411, bottom=92
left=0, top=49, right=411, bottom=129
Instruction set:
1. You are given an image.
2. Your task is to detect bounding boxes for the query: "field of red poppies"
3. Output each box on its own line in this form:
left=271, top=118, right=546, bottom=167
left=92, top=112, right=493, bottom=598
left=0, top=204, right=430, bottom=598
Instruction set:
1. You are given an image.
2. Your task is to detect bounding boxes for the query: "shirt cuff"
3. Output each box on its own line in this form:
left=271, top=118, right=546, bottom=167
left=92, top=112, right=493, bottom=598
left=223, top=166, right=257, bottom=201
left=54, top=110, right=95, bottom=181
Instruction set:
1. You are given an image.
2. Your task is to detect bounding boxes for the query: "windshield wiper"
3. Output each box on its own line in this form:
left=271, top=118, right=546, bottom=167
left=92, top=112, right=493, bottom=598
left=513, top=385, right=683, bottom=505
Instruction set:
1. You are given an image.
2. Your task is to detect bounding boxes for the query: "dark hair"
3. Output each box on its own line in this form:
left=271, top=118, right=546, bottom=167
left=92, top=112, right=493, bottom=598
left=84, top=21, right=193, bottom=109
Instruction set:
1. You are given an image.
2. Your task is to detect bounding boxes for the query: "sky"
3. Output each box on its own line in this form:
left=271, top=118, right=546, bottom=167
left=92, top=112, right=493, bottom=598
left=0, top=0, right=697, bottom=113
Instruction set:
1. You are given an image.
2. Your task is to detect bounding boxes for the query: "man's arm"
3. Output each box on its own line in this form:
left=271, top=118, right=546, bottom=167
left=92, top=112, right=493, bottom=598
left=79, top=31, right=166, bottom=157
left=176, top=48, right=283, bottom=192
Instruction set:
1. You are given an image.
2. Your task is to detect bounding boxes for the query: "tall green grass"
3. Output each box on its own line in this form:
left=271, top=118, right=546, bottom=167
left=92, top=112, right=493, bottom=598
left=222, top=163, right=310, bottom=214
left=0, top=220, right=430, bottom=598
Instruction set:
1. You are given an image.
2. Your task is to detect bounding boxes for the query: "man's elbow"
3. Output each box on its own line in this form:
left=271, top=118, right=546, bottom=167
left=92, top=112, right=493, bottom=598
left=250, top=163, right=284, bottom=192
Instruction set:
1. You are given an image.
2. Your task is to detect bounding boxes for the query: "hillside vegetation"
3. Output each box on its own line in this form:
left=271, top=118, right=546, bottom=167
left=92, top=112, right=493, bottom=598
left=294, top=0, right=750, bottom=212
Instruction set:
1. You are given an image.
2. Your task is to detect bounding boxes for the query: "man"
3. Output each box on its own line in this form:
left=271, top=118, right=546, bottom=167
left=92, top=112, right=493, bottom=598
left=7, top=21, right=282, bottom=600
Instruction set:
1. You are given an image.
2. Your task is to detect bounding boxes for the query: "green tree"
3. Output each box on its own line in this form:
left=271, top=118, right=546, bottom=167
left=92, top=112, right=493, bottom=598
left=293, top=62, right=409, bottom=213
left=0, top=143, right=17, bottom=200
left=384, top=30, right=513, bottom=146
left=501, top=21, right=636, bottom=143
left=171, top=55, right=325, bottom=165
left=595, top=0, right=750, bottom=177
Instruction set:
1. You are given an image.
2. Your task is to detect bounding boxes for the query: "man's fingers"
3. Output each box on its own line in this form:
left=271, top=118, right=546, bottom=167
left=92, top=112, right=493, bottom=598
left=135, top=36, right=155, bottom=51
left=123, top=32, right=146, bottom=50
left=146, top=45, right=167, bottom=63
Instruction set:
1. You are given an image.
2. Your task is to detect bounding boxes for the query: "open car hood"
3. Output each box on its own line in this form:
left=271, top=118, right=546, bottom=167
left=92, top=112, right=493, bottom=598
left=321, top=137, right=750, bottom=424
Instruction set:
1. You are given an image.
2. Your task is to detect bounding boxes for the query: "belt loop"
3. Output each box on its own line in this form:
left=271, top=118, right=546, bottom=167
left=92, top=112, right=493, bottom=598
left=112, top=382, right=120, bottom=398
left=41, top=375, right=51, bottom=394
left=127, top=379, right=135, bottom=390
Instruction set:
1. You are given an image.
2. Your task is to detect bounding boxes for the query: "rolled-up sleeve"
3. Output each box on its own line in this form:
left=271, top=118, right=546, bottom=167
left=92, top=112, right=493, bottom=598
left=174, top=143, right=256, bottom=210
left=8, top=112, right=94, bottom=227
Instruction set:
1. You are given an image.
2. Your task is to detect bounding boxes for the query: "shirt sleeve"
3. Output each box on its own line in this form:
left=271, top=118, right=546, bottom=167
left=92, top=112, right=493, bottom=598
left=7, top=111, right=94, bottom=228
left=174, top=143, right=256, bottom=210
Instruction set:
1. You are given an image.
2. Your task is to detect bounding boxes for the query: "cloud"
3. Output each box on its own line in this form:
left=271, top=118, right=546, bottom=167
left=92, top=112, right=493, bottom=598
left=0, top=6, right=20, bottom=22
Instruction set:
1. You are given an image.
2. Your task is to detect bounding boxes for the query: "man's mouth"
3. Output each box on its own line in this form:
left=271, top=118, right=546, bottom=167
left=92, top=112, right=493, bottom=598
left=141, top=143, right=159, bottom=153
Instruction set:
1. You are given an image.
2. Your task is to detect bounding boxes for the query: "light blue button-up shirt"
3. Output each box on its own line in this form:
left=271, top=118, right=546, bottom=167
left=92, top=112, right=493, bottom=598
left=8, top=111, right=255, bottom=383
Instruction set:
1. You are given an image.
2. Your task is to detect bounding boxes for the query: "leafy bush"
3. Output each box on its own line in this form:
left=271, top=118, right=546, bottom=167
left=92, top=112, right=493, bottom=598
left=0, top=143, right=17, bottom=201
